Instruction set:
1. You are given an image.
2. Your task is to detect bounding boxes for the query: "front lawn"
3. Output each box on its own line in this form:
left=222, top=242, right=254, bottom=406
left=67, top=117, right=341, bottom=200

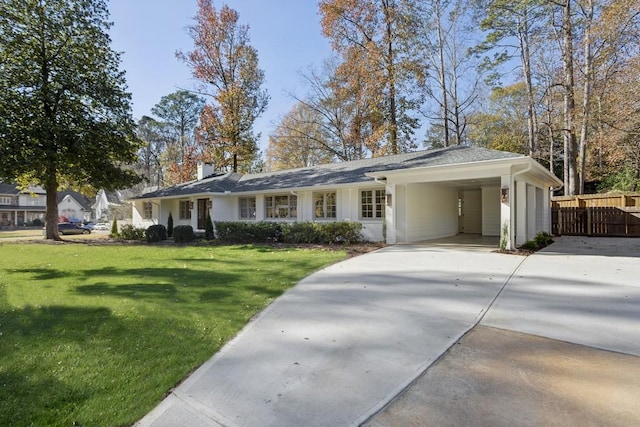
left=0, top=242, right=346, bottom=426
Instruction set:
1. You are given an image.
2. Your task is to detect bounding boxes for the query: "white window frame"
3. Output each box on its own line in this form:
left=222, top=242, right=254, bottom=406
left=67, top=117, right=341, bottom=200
left=142, top=202, right=153, bottom=220
left=0, top=196, right=12, bottom=205
left=360, top=188, right=385, bottom=219
left=239, top=197, right=256, bottom=219
left=265, top=194, right=297, bottom=219
left=313, top=192, right=337, bottom=220
left=179, top=200, right=192, bottom=220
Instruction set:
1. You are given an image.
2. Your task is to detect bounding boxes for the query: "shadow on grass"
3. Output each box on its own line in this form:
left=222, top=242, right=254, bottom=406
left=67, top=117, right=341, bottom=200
left=75, top=283, right=178, bottom=299
left=8, top=268, right=67, bottom=280
left=0, top=304, right=218, bottom=426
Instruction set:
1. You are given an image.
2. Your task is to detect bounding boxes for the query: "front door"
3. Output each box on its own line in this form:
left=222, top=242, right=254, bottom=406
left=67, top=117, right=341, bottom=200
left=197, top=198, right=208, bottom=230
left=461, top=190, right=482, bottom=234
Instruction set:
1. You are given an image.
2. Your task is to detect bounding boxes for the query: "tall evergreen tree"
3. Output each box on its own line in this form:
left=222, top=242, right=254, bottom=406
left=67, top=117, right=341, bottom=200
left=0, top=0, right=141, bottom=240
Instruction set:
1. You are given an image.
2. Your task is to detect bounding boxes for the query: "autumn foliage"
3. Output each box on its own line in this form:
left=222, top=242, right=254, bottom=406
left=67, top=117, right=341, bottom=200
left=178, top=0, right=268, bottom=173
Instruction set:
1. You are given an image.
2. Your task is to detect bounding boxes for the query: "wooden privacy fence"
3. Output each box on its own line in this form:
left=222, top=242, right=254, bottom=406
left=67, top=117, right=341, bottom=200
left=552, top=207, right=640, bottom=237
left=552, top=193, right=640, bottom=208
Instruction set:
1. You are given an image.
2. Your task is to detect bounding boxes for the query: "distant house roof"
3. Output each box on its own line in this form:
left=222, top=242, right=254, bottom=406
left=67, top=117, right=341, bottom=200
left=57, top=189, right=93, bottom=210
left=135, top=145, right=525, bottom=200
left=0, top=182, right=47, bottom=195
left=105, top=190, right=123, bottom=205
left=0, top=182, right=20, bottom=195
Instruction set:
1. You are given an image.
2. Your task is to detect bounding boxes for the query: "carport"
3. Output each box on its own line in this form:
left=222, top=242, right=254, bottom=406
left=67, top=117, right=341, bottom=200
left=367, top=157, right=562, bottom=250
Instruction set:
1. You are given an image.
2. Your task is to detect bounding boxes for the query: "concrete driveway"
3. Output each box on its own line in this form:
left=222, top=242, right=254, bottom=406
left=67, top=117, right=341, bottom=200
left=366, top=237, right=640, bottom=426
left=137, top=237, right=640, bottom=427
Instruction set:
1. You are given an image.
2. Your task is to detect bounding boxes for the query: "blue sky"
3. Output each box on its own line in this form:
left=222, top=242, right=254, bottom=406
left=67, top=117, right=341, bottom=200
left=108, top=0, right=333, bottom=153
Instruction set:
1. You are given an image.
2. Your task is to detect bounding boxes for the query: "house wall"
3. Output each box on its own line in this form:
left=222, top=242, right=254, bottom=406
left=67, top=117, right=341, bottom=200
left=214, top=197, right=236, bottom=221
left=93, top=190, right=109, bottom=220
left=132, top=200, right=156, bottom=229
left=404, top=183, right=458, bottom=242
left=482, top=187, right=501, bottom=236
left=199, top=187, right=386, bottom=242
left=59, top=196, right=85, bottom=221
left=18, top=194, right=46, bottom=207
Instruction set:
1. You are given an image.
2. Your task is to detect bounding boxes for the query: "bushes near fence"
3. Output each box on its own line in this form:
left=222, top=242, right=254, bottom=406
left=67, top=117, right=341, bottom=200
left=214, top=221, right=363, bottom=244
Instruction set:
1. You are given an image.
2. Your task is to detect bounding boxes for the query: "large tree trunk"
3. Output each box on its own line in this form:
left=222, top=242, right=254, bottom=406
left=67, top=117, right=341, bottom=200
left=44, top=164, right=60, bottom=240
left=562, top=0, right=578, bottom=195
left=578, top=0, right=594, bottom=194
left=435, top=0, right=450, bottom=146
left=383, top=0, right=398, bottom=154
left=519, top=10, right=538, bottom=157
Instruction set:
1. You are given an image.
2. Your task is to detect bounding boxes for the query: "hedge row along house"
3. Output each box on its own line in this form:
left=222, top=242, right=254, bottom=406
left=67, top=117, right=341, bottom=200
left=131, top=145, right=562, bottom=250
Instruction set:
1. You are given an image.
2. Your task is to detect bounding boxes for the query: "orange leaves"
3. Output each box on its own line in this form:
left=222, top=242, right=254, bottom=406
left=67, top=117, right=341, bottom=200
left=178, top=0, right=268, bottom=173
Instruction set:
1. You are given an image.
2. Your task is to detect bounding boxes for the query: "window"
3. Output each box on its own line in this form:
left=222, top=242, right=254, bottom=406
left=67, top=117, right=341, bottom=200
left=265, top=195, right=297, bottom=219
left=26, top=197, right=45, bottom=206
left=360, top=189, right=385, bottom=219
left=239, top=197, right=256, bottom=219
left=314, top=192, right=336, bottom=220
left=142, top=202, right=153, bottom=220
left=0, top=196, right=12, bottom=205
left=179, top=200, right=192, bottom=220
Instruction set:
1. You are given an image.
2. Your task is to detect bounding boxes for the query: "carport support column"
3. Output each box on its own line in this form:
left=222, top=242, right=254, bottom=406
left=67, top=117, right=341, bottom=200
left=385, top=183, right=396, bottom=244
left=501, top=175, right=513, bottom=250
left=516, top=181, right=527, bottom=246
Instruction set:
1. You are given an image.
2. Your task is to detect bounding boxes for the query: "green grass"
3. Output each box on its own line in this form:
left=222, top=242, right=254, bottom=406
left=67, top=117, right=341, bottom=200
left=0, top=229, right=45, bottom=239
left=0, top=242, right=346, bottom=426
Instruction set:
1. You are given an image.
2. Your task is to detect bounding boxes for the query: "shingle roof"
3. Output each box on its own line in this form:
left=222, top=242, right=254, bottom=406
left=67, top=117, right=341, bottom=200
left=135, top=145, right=524, bottom=199
left=0, top=182, right=20, bottom=195
left=57, top=189, right=93, bottom=210
left=136, top=172, right=242, bottom=199
left=0, top=182, right=46, bottom=195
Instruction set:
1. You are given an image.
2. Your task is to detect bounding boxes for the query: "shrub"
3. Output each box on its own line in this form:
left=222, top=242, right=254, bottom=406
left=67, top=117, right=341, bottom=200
left=320, top=221, right=363, bottom=244
left=173, top=225, right=195, bottom=243
left=110, top=218, right=118, bottom=238
left=146, top=224, right=167, bottom=243
left=31, top=218, right=43, bottom=227
left=282, top=222, right=321, bottom=244
left=214, top=221, right=362, bottom=245
left=534, top=231, right=553, bottom=248
left=167, top=212, right=174, bottom=238
left=214, top=221, right=283, bottom=243
left=520, top=232, right=554, bottom=252
left=117, top=224, right=146, bottom=241
left=205, top=213, right=214, bottom=240
left=519, top=240, right=540, bottom=251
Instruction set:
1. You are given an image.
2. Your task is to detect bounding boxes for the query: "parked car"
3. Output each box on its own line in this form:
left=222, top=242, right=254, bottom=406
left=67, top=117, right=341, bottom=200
left=57, top=222, right=91, bottom=235
left=93, top=223, right=109, bottom=231
left=83, top=222, right=96, bottom=230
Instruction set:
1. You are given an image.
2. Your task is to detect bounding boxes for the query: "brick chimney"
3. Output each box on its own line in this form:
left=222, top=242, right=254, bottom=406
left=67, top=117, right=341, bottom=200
left=197, top=162, right=215, bottom=180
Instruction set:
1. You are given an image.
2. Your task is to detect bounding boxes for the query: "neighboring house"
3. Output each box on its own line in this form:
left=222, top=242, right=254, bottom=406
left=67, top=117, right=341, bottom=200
left=0, top=183, right=121, bottom=226
left=57, top=189, right=93, bottom=222
left=92, top=189, right=123, bottom=220
left=132, top=145, right=562, bottom=250
left=0, top=183, right=47, bottom=226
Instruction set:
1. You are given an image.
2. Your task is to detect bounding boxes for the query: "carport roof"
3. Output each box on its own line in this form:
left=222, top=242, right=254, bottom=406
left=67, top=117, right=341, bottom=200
left=135, top=145, right=525, bottom=199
